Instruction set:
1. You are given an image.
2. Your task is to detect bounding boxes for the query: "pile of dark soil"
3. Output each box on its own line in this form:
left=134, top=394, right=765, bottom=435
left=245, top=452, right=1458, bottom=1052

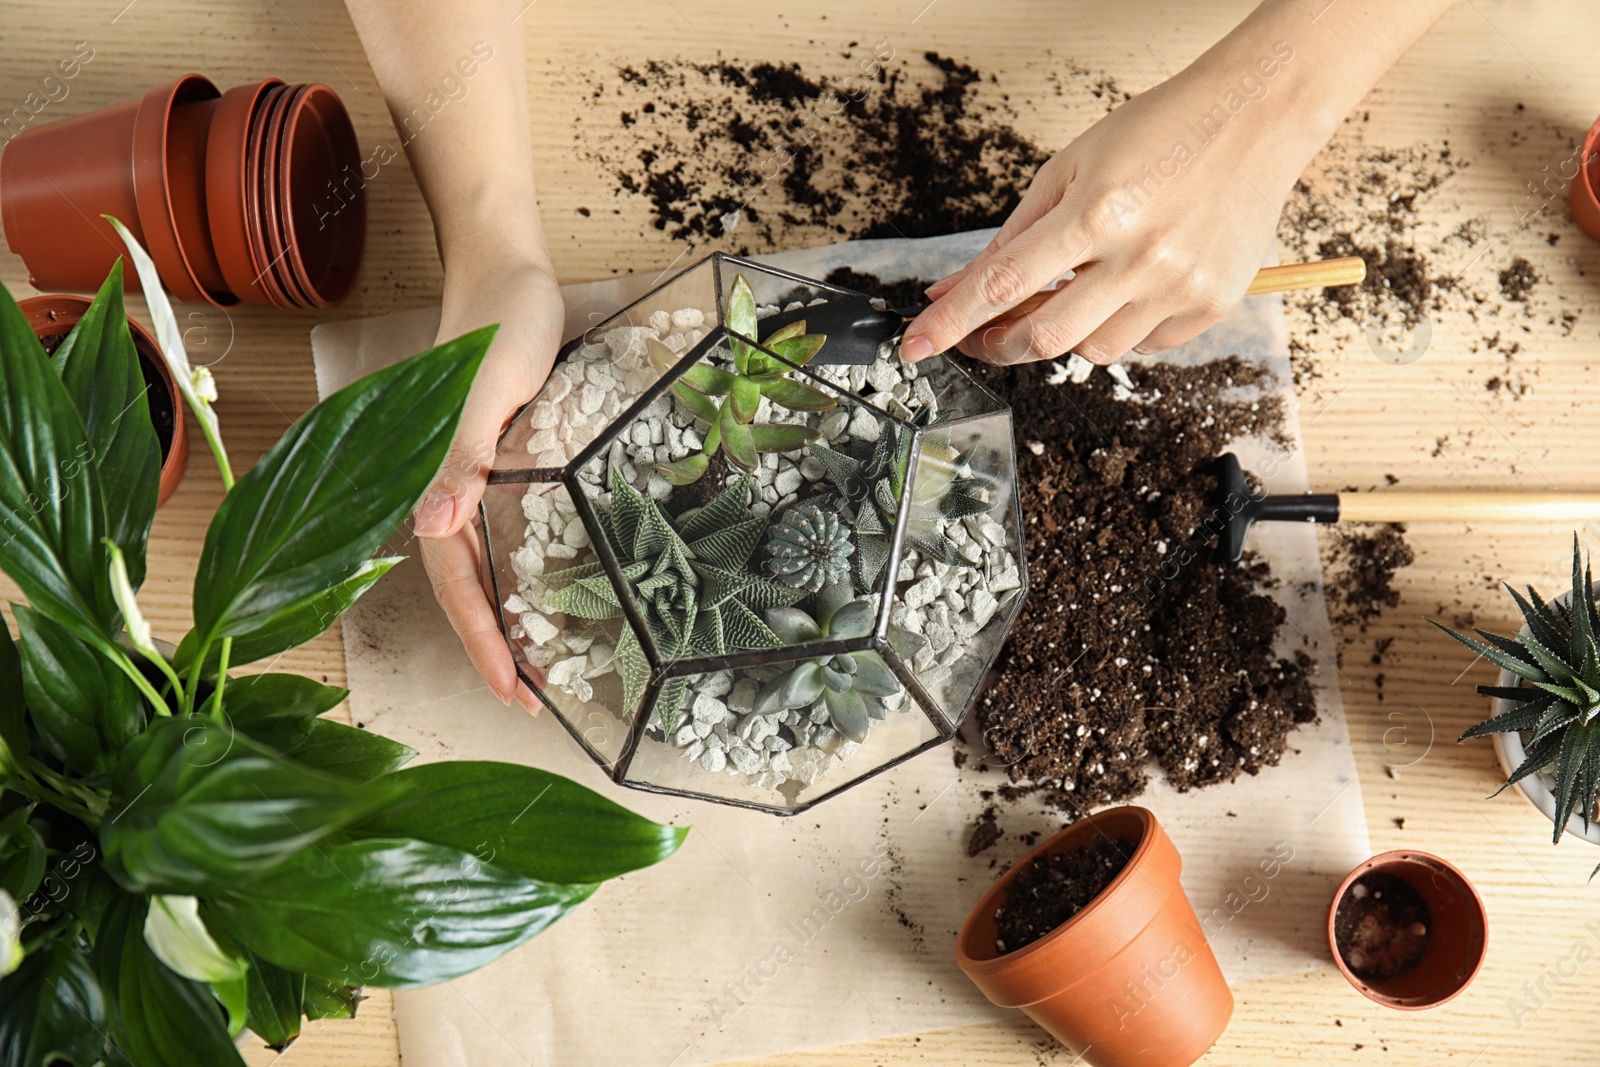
left=1322, top=524, right=1415, bottom=631
left=579, top=51, right=1049, bottom=250
left=994, top=835, right=1136, bottom=953
left=1333, top=871, right=1431, bottom=982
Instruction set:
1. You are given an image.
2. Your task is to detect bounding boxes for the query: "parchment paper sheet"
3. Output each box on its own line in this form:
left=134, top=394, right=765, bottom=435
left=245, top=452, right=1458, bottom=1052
left=310, top=230, right=1371, bottom=1067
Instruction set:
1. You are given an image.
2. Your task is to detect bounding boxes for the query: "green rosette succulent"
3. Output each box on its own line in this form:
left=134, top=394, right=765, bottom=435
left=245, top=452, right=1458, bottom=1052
left=655, top=273, right=836, bottom=485
left=755, top=590, right=902, bottom=743
left=1437, top=536, right=1600, bottom=856
left=537, top=470, right=802, bottom=731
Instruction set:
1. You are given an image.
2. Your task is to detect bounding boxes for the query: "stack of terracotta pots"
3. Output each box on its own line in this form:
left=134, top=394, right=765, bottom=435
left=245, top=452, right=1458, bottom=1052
left=1, top=74, right=363, bottom=308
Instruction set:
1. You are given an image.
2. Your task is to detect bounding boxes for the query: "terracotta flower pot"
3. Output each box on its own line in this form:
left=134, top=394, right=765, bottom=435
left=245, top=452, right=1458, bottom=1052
left=206, top=78, right=284, bottom=305
left=20, top=294, right=188, bottom=506
left=956, top=806, right=1233, bottom=1067
left=164, top=96, right=234, bottom=305
left=0, top=99, right=149, bottom=293
left=1327, top=850, right=1487, bottom=1010
left=1571, top=114, right=1600, bottom=243
left=131, top=74, right=221, bottom=306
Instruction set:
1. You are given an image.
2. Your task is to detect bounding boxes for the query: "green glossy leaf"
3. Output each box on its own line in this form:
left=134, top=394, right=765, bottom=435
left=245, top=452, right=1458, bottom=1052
left=348, top=761, right=686, bottom=884
left=0, top=280, right=112, bottom=639
left=241, top=945, right=303, bottom=1048
left=211, top=838, right=598, bottom=988
left=0, top=615, right=27, bottom=766
left=15, top=604, right=141, bottom=776
left=301, top=977, right=358, bottom=1021
left=750, top=424, right=821, bottom=453
left=1573, top=537, right=1600, bottom=666
left=0, top=807, right=45, bottom=903
left=247, top=717, right=415, bottom=782
left=190, top=330, right=491, bottom=653
left=670, top=380, right=721, bottom=423
left=1462, top=690, right=1557, bottom=740
left=1554, top=719, right=1600, bottom=842
left=217, top=672, right=349, bottom=730
left=763, top=320, right=807, bottom=345
left=95, top=891, right=245, bottom=1067
left=176, top=557, right=401, bottom=677
left=759, top=377, right=836, bottom=412
left=720, top=407, right=757, bottom=471
left=679, top=362, right=734, bottom=396
left=53, top=261, right=161, bottom=591
left=729, top=376, right=761, bottom=424
left=0, top=939, right=106, bottom=1067
left=101, top=717, right=400, bottom=894
left=726, top=275, right=758, bottom=374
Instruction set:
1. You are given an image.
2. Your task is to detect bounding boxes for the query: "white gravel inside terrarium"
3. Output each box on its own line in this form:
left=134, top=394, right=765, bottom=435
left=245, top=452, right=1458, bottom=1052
left=502, top=301, right=1020, bottom=793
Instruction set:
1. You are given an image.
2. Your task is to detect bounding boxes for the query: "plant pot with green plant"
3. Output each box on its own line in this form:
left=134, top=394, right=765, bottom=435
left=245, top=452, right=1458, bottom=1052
left=1435, top=536, right=1600, bottom=851
left=954, top=806, right=1233, bottom=1067
left=19, top=278, right=189, bottom=507
left=0, top=219, right=687, bottom=1064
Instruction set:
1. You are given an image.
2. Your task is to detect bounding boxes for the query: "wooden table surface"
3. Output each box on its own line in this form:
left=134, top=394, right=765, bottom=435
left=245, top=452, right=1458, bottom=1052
left=4, top=1, right=1598, bottom=1064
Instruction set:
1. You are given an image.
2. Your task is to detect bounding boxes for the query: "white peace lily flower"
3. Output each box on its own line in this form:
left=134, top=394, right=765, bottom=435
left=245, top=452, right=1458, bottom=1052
left=105, top=540, right=155, bottom=657
left=190, top=366, right=218, bottom=405
left=0, top=890, right=21, bottom=978
left=143, top=895, right=246, bottom=984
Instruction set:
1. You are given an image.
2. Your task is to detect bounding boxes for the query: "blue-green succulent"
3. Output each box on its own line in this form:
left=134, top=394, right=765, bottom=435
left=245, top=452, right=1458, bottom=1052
left=755, top=591, right=902, bottom=743
left=766, top=502, right=855, bottom=594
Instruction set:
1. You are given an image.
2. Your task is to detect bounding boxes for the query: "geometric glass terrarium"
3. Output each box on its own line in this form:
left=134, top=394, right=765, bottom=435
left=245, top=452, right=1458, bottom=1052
left=481, top=253, right=1027, bottom=813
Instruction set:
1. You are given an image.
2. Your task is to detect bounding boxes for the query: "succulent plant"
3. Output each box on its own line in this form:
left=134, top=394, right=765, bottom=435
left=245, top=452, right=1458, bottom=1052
left=767, top=502, right=855, bottom=593
left=1436, top=537, right=1600, bottom=849
left=537, top=470, right=802, bottom=731
left=808, top=410, right=995, bottom=588
left=755, top=590, right=902, bottom=743
left=655, top=273, right=836, bottom=485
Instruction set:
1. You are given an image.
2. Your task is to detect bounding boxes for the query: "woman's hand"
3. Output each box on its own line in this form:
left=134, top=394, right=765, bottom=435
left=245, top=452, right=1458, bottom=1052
left=414, top=257, right=565, bottom=712
left=899, top=0, right=1463, bottom=369
left=901, top=72, right=1299, bottom=368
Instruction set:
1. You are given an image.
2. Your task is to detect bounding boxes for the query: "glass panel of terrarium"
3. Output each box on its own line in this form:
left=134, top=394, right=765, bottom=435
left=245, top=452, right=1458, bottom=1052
left=902, top=354, right=1010, bottom=421
left=887, top=410, right=1026, bottom=728
left=715, top=255, right=844, bottom=331
left=492, top=257, right=722, bottom=476
left=622, top=650, right=940, bottom=812
left=569, top=332, right=909, bottom=682
left=479, top=479, right=640, bottom=771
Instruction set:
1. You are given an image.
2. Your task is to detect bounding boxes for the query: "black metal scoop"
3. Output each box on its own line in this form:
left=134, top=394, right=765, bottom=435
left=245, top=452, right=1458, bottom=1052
left=757, top=293, right=913, bottom=366
left=1216, top=452, right=1338, bottom=562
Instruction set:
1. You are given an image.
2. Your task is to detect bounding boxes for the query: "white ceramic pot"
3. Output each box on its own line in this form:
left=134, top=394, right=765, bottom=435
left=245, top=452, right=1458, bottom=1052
left=1489, top=593, right=1600, bottom=846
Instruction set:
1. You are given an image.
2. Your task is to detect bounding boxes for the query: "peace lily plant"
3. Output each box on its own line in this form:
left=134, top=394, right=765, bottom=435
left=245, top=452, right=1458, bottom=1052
left=0, top=220, right=685, bottom=1064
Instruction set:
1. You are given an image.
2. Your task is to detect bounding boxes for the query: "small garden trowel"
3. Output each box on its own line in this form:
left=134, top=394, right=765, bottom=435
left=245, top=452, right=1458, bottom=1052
left=765, top=257, right=1367, bottom=365
left=1215, top=451, right=1600, bottom=562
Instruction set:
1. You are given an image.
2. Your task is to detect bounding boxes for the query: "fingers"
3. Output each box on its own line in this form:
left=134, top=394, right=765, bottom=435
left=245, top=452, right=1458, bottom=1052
left=1073, top=304, right=1168, bottom=366
left=902, top=202, right=1092, bottom=362
left=1132, top=304, right=1229, bottom=356
left=414, top=335, right=538, bottom=538
left=963, top=264, right=1128, bottom=367
left=421, top=527, right=524, bottom=708
left=925, top=180, right=1064, bottom=300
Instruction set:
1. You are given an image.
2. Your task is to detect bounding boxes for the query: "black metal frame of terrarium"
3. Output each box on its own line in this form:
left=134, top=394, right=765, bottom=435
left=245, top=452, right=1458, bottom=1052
left=481, top=252, right=1027, bottom=814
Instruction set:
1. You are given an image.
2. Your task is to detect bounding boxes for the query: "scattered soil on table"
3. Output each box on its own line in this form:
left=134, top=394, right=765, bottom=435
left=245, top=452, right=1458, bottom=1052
left=837, top=269, right=1320, bottom=809
left=578, top=51, right=1054, bottom=250
left=1322, top=524, right=1415, bottom=631
left=1498, top=256, right=1539, bottom=302
left=1333, top=871, right=1431, bottom=982
left=967, top=807, right=1003, bottom=857
left=994, top=835, right=1137, bottom=954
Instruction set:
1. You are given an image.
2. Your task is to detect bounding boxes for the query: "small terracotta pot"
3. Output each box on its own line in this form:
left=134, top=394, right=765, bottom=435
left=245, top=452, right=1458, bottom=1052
left=20, top=294, right=188, bottom=506
left=956, top=807, right=1233, bottom=1067
left=206, top=78, right=284, bottom=305
left=280, top=83, right=364, bottom=307
left=164, top=96, right=234, bottom=305
left=131, top=74, right=220, bottom=306
left=244, top=84, right=296, bottom=310
left=1571, top=115, right=1600, bottom=243
left=1327, top=850, right=1487, bottom=1010
left=0, top=99, right=149, bottom=293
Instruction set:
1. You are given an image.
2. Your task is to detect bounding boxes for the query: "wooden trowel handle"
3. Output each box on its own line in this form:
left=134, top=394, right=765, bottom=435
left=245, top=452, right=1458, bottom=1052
left=1338, top=491, right=1600, bottom=524
left=1002, top=257, right=1366, bottom=319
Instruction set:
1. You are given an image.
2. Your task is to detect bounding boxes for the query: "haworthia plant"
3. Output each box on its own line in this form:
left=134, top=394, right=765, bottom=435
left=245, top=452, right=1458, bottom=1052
left=537, top=470, right=803, bottom=732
